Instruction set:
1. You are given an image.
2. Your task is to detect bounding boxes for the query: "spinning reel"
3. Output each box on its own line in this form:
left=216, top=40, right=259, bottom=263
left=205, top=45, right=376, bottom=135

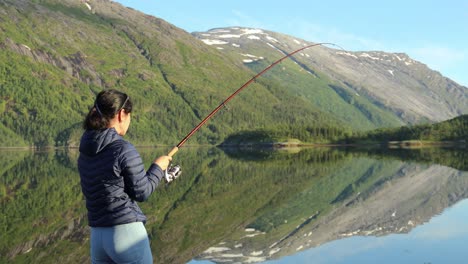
left=164, top=164, right=182, bottom=183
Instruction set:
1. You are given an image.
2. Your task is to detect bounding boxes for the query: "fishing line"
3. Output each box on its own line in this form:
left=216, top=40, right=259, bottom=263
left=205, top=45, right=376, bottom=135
left=167, top=42, right=342, bottom=157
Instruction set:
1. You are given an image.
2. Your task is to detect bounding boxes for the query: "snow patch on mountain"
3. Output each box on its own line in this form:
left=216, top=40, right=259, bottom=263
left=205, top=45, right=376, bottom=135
left=248, top=35, right=261, bottom=40
left=196, top=27, right=278, bottom=48
left=200, top=39, right=229, bottom=45
left=193, top=27, right=467, bottom=123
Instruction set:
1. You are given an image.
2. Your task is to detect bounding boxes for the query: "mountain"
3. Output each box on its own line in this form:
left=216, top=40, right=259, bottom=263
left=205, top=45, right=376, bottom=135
left=193, top=27, right=468, bottom=125
left=0, top=0, right=466, bottom=148
left=0, top=0, right=344, bottom=147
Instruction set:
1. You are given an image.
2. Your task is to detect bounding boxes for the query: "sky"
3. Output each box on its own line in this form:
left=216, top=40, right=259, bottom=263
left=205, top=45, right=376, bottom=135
left=113, top=0, right=468, bottom=87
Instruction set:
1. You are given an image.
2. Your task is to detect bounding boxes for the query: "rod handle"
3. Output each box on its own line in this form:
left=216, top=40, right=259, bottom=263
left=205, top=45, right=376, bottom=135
left=167, top=146, right=179, bottom=157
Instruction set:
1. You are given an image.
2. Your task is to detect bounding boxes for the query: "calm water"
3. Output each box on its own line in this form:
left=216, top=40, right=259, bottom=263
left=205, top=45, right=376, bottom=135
left=0, top=146, right=466, bottom=264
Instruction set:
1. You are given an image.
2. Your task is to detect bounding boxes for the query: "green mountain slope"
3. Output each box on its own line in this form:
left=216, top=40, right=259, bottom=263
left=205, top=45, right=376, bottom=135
left=0, top=0, right=349, bottom=147
left=198, top=32, right=405, bottom=130
left=345, top=114, right=468, bottom=144
left=193, top=27, right=467, bottom=125
left=1, top=0, right=466, bottom=148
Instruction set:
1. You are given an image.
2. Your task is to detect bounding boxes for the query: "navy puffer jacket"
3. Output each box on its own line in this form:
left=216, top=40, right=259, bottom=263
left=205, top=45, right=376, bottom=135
left=78, top=128, right=163, bottom=227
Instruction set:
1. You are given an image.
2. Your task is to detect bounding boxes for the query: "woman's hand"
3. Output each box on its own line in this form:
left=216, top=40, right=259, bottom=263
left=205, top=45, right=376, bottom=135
left=154, top=155, right=172, bottom=170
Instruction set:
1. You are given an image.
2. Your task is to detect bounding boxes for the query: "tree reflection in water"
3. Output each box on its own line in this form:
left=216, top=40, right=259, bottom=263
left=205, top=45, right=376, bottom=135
left=0, top=147, right=466, bottom=263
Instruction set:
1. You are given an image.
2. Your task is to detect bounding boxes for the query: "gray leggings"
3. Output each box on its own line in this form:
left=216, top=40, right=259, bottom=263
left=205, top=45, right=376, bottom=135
left=90, top=222, right=153, bottom=264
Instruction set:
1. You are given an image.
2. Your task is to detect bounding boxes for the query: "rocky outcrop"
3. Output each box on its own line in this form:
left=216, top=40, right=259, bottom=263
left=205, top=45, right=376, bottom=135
left=1, top=38, right=103, bottom=86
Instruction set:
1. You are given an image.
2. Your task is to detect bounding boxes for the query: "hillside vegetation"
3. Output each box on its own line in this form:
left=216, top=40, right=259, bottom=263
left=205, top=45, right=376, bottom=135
left=195, top=27, right=467, bottom=125
left=343, top=114, right=468, bottom=145
left=0, top=0, right=466, bottom=148
left=0, top=0, right=349, bottom=147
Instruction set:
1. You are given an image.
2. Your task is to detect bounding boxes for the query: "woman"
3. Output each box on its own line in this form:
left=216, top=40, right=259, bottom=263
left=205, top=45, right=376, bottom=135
left=78, top=89, right=171, bottom=263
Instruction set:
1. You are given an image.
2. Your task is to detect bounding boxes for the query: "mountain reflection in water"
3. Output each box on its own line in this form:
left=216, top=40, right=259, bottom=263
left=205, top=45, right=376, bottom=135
left=260, top=198, right=468, bottom=264
left=0, top=147, right=466, bottom=264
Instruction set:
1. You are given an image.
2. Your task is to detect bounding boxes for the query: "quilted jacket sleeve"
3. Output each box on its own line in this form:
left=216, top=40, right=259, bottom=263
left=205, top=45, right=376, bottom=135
left=119, top=142, right=164, bottom=202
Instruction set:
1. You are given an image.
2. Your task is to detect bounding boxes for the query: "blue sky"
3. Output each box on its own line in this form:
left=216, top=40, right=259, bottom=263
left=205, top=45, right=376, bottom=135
left=113, top=0, right=468, bottom=87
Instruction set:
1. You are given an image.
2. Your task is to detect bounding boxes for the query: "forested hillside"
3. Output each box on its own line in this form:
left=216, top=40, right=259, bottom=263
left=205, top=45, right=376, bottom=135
left=0, top=0, right=466, bottom=148
left=344, top=114, right=468, bottom=144
left=0, top=0, right=348, bottom=147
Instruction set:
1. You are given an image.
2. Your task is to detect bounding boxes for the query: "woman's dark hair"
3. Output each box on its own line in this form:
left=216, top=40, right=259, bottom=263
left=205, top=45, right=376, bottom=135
left=83, top=89, right=133, bottom=130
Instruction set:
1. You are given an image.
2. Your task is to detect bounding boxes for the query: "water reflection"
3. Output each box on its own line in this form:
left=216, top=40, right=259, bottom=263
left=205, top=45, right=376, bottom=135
left=193, top=148, right=468, bottom=263
left=0, top=147, right=466, bottom=264
left=264, top=198, right=468, bottom=264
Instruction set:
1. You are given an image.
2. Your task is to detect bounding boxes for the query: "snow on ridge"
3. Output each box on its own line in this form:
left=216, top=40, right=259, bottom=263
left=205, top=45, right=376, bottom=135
left=240, top=53, right=264, bottom=64
left=218, top=34, right=241, bottom=39
left=243, top=232, right=264, bottom=237
left=241, top=53, right=261, bottom=58
left=210, top=29, right=232, bottom=34
left=248, top=35, right=261, bottom=40
left=201, top=39, right=229, bottom=45
left=266, top=43, right=275, bottom=48
left=203, top=247, right=231, bottom=254
left=269, top=247, right=281, bottom=255
left=220, top=253, right=244, bottom=258
left=266, top=36, right=279, bottom=42
left=395, top=54, right=414, bottom=65
left=340, top=229, right=361, bottom=237
left=360, top=53, right=381, bottom=60
left=337, top=50, right=416, bottom=67
left=199, top=27, right=283, bottom=49
left=241, top=28, right=264, bottom=35
left=205, top=28, right=269, bottom=40
left=208, top=28, right=265, bottom=39
left=293, top=39, right=301, bottom=45
left=244, top=256, right=267, bottom=263
left=336, top=51, right=358, bottom=59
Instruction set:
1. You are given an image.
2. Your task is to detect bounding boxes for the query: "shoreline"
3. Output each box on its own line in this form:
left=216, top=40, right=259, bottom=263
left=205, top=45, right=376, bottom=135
left=218, top=139, right=467, bottom=150
left=0, top=140, right=465, bottom=151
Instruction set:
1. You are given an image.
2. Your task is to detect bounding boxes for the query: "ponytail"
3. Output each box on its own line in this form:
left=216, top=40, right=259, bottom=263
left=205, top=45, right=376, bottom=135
left=83, top=89, right=133, bottom=130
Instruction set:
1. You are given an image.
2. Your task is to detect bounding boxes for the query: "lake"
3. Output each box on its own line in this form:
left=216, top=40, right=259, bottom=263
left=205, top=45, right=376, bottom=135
left=0, top=146, right=467, bottom=263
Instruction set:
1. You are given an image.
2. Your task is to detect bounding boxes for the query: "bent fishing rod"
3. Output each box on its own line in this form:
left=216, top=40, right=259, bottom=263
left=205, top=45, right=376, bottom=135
left=167, top=42, right=339, bottom=157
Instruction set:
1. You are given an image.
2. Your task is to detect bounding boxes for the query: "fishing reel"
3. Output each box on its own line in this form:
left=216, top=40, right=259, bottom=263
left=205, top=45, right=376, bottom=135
left=164, top=164, right=182, bottom=183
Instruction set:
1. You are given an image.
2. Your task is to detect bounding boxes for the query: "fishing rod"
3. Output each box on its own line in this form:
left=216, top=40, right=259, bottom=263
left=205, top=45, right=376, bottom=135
left=167, top=42, right=339, bottom=158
